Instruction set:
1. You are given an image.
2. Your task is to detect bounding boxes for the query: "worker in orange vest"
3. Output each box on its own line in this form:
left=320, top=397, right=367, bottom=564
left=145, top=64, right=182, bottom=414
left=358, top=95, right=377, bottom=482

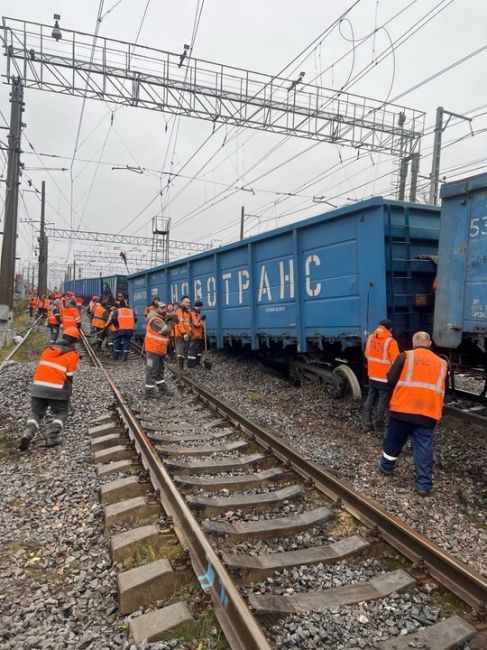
left=91, top=299, right=109, bottom=350
left=47, top=298, right=63, bottom=343
left=144, top=303, right=177, bottom=397
left=19, top=327, right=80, bottom=450
left=378, top=331, right=448, bottom=496
left=188, top=300, right=206, bottom=367
left=111, top=300, right=136, bottom=361
left=174, top=295, right=192, bottom=369
left=28, top=295, right=37, bottom=318
left=61, top=298, right=81, bottom=330
left=363, top=319, right=400, bottom=433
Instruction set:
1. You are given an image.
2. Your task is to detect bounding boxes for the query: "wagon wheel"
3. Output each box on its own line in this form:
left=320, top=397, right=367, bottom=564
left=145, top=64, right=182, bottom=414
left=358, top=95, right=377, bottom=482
left=332, top=364, right=362, bottom=400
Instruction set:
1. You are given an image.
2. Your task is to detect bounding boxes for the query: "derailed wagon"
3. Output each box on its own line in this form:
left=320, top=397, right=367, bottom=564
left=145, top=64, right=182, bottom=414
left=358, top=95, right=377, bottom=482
left=128, top=197, right=440, bottom=397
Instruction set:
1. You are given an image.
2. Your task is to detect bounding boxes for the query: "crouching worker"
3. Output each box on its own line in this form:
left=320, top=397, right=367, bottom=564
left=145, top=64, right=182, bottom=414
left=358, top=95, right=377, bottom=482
left=144, top=303, right=175, bottom=398
left=19, top=327, right=80, bottom=451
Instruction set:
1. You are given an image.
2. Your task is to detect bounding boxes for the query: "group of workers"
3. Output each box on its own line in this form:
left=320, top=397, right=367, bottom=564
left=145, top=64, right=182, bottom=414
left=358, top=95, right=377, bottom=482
left=21, top=293, right=446, bottom=496
left=19, top=292, right=207, bottom=450
left=364, top=319, right=448, bottom=497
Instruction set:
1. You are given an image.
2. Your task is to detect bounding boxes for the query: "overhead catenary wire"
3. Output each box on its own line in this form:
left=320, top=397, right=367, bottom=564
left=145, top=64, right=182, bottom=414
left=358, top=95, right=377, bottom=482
left=160, top=0, right=455, bottom=235
left=171, top=25, right=485, bottom=237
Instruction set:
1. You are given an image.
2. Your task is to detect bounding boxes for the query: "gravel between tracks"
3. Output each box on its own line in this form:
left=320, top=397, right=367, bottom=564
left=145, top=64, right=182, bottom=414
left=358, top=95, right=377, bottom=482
left=0, top=360, right=189, bottom=650
left=189, top=352, right=487, bottom=579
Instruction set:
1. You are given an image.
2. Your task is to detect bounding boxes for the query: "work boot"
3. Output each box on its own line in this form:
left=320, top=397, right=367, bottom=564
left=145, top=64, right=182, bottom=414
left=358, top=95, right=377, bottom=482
left=177, top=357, right=184, bottom=370
left=361, top=411, right=373, bottom=431
left=156, top=381, right=167, bottom=394
left=374, top=418, right=385, bottom=436
left=45, top=424, right=63, bottom=448
left=18, top=422, right=38, bottom=451
left=145, top=387, right=156, bottom=399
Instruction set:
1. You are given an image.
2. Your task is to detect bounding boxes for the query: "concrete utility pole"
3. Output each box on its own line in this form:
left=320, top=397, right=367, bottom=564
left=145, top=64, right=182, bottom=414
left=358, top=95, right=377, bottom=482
left=240, top=206, right=245, bottom=240
left=0, top=77, right=24, bottom=347
left=429, top=106, right=473, bottom=205
left=37, top=181, right=48, bottom=295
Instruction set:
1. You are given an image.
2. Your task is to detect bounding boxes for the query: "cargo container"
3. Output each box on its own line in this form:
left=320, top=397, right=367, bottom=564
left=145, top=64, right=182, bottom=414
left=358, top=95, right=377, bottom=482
left=129, top=198, right=440, bottom=396
left=63, top=274, right=127, bottom=304
left=433, top=172, right=487, bottom=369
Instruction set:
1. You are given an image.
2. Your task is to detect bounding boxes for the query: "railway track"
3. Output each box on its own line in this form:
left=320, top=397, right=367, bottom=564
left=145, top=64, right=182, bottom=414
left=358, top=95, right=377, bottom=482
left=82, top=333, right=486, bottom=649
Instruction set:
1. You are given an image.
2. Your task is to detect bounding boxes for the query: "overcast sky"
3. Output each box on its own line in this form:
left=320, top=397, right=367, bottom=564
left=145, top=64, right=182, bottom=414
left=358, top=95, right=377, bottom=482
left=1, top=0, right=486, bottom=287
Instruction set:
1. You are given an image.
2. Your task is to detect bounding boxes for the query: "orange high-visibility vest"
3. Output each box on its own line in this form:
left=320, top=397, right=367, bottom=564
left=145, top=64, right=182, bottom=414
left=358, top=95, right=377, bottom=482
left=117, top=307, right=135, bottom=330
left=365, top=327, right=400, bottom=382
left=62, top=307, right=80, bottom=328
left=174, top=307, right=192, bottom=338
left=47, top=305, right=60, bottom=325
left=191, top=310, right=204, bottom=340
left=32, top=346, right=79, bottom=391
left=389, top=348, right=447, bottom=421
left=145, top=316, right=170, bottom=355
left=92, top=304, right=107, bottom=329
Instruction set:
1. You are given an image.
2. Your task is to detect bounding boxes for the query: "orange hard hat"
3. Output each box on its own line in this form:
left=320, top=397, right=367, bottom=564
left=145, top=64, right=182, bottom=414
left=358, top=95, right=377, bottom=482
left=63, top=327, right=80, bottom=340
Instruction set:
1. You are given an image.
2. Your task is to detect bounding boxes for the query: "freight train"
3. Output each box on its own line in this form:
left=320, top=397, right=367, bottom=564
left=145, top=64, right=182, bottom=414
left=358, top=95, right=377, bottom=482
left=117, top=172, right=485, bottom=398
left=128, top=197, right=441, bottom=398
left=63, top=275, right=128, bottom=305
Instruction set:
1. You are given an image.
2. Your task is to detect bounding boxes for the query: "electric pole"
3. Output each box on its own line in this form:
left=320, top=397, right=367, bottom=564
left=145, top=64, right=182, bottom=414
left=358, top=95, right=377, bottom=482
left=0, top=77, right=24, bottom=346
left=429, top=107, right=473, bottom=205
left=240, top=206, right=245, bottom=240
left=37, top=181, right=48, bottom=295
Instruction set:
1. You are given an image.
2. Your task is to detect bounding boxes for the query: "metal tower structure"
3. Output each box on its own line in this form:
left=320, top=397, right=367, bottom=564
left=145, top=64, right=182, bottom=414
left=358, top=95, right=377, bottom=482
left=42, top=226, right=211, bottom=255
left=151, top=216, right=170, bottom=266
left=1, top=17, right=424, bottom=159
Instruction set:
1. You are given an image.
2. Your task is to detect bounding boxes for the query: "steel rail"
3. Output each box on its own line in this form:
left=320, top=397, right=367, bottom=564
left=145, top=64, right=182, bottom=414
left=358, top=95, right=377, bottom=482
left=0, top=315, right=43, bottom=372
left=175, top=370, right=487, bottom=615
left=80, top=331, right=271, bottom=650
left=442, top=404, right=487, bottom=428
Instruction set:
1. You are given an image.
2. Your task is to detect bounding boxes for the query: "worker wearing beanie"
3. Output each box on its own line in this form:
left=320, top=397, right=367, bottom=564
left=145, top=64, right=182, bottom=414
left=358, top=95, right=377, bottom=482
left=188, top=299, right=206, bottom=367
left=19, top=327, right=80, bottom=450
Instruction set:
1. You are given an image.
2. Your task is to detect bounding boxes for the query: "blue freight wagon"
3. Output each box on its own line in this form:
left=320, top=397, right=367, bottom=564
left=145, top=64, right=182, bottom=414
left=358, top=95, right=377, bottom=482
left=63, top=274, right=128, bottom=305
left=433, top=172, right=487, bottom=373
left=129, top=197, right=440, bottom=397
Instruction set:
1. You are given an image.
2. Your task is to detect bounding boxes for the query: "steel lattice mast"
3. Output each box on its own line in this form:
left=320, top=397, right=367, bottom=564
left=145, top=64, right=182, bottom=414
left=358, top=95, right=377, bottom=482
left=1, top=17, right=424, bottom=159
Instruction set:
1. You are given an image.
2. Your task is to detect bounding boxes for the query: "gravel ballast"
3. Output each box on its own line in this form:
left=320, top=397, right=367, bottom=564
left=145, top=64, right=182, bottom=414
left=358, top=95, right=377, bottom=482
left=190, top=352, right=487, bottom=578
left=0, top=358, right=193, bottom=650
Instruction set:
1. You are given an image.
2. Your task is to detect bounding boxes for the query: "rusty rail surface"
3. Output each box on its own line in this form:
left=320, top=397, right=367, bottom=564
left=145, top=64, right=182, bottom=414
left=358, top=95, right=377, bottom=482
left=81, top=331, right=271, bottom=650
left=174, top=369, right=487, bottom=615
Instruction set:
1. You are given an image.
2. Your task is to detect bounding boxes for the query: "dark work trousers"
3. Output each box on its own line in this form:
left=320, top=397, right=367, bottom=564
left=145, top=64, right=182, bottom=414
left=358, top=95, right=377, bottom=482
left=363, top=383, right=391, bottom=422
left=380, top=416, right=434, bottom=492
left=28, top=397, right=70, bottom=430
left=145, top=352, right=165, bottom=389
left=113, top=332, right=132, bottom=360
left=94, top=327, right=107, bottom=349
left=107, top=330, right=117, bottom=355
left=188, top=338, right=203, bottom=366
left=48, top=324, right=60, bottom=343
left=175, top=338, right=189, bottom=366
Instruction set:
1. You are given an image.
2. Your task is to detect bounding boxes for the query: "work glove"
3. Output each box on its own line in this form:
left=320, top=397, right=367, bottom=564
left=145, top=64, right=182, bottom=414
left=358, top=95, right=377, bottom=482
left=201, top=315, right=207, bottom=321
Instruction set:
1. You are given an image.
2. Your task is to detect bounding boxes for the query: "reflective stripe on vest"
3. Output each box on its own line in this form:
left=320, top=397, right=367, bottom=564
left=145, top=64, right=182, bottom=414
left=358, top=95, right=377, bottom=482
left=174, top=308, right=192, bottom=337
left=145, top=316, right=170, bottom=355
left=389, top=349, right=447, bottom=421
left=47, top=307, right=59, bottom=325
left=32, top=347, right=78, bottom=391
left=117, top=307, right=135, bottom=330
left=365, top=328, right=396, bottom=382
left=396, top=349, right=447, bottom=395
left=92, top=304, right=107, bottom=329
left=62, top=307, right=80, bottom=327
